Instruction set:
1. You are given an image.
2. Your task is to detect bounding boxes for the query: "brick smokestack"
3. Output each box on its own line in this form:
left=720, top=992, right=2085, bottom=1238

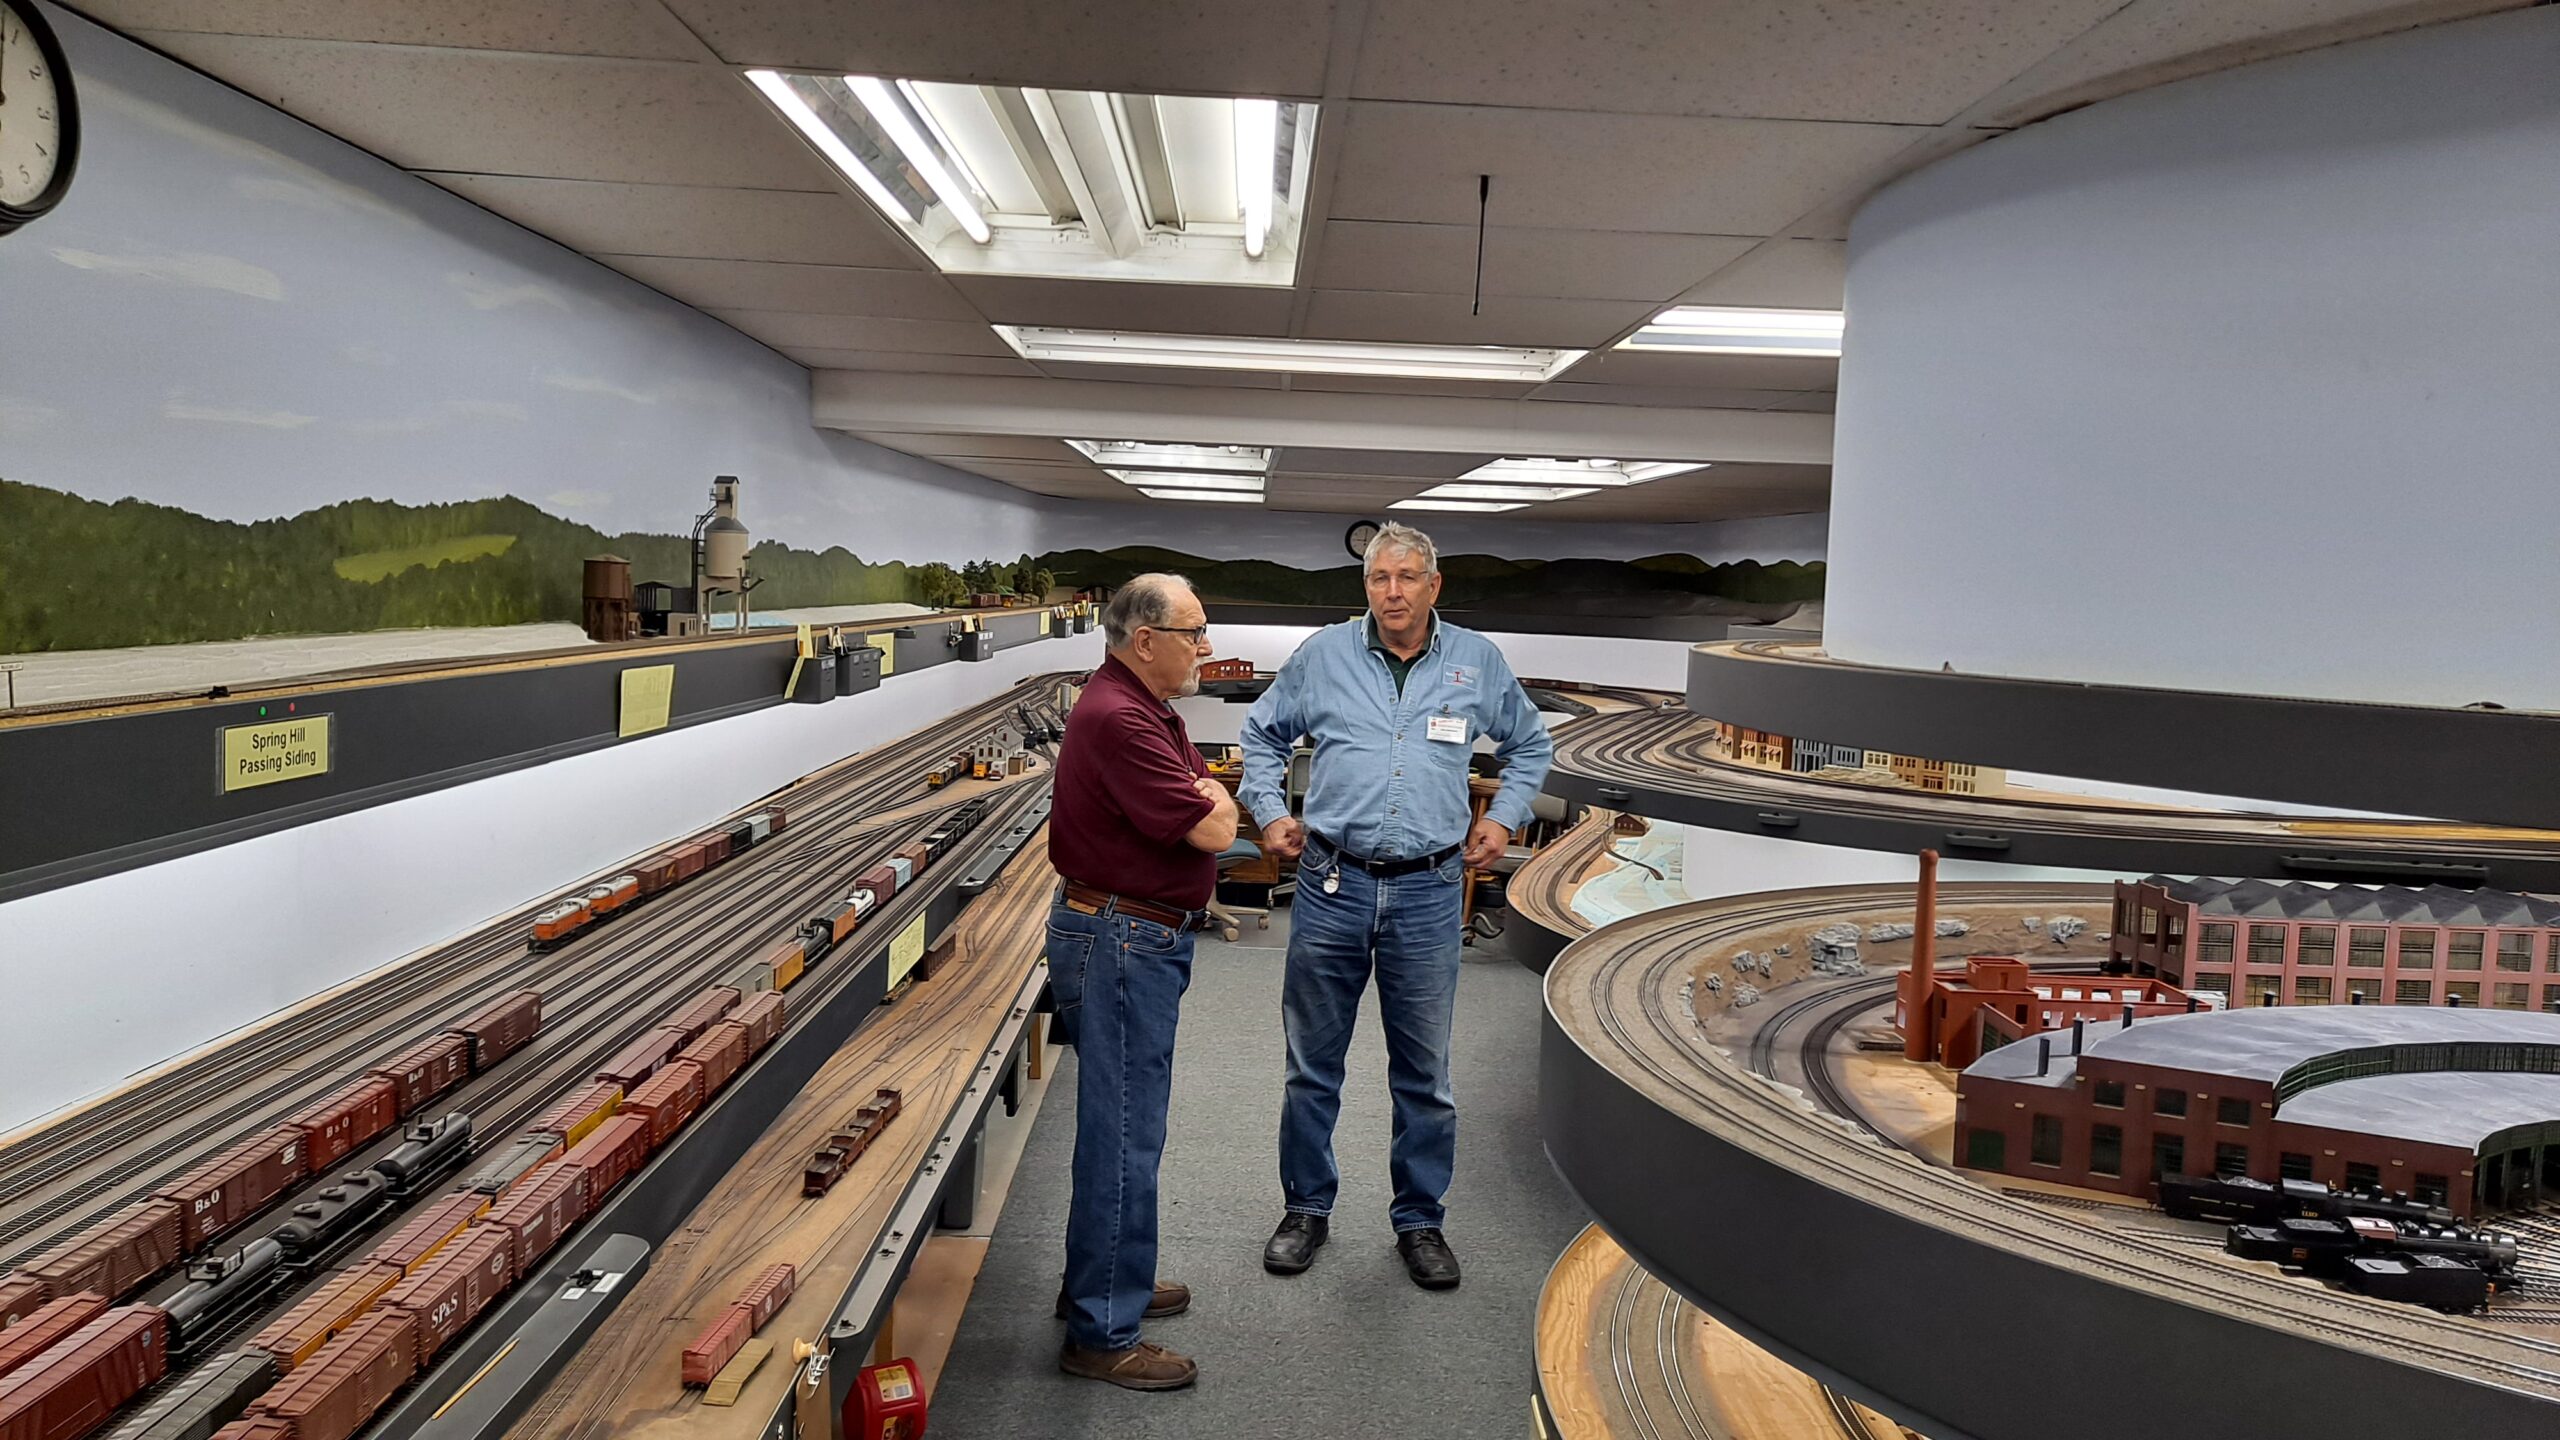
left=1904, top=849, right=1940, bottom=1062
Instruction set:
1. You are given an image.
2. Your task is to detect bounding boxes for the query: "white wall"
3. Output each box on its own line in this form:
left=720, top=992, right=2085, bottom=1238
left=1824, top=7, right=2560, bottom=709
left=0, top=635, right=1101, bottom=1134
left=1681, top=826, right=2139, bottom=903
left=1039, top=503, right=1827, bottom=572
left=1182, top=622, right=1693, bottom=694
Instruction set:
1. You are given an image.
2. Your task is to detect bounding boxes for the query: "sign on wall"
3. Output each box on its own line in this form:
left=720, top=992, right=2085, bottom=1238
left=888, top=911, right=928, bottom=985
left=219, top=714, right=332, bottom=792
left=619, top=664, right=675, bottom=737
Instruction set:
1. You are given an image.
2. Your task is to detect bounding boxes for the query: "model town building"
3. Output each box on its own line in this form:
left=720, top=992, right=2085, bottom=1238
left=2113, top=876, right=2560, bottom=1011
left=1897, top=955, right=2198, bottom=1070
left=1956, top=1005, right=2560, bottom=1218
left=1710, top=721, right=2005, bottom=796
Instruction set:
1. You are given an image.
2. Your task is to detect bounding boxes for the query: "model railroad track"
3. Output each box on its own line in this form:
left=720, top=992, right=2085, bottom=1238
left=122, top=733, right=1064, bottom=1423
left=1606, top=1254, right=1725, bottom=1440
left=1548, top=883, right=2560, bottom=1414
left=1546, top=703, right=2560, bottom=886
left=0, top=678, right=1073, bottom=1269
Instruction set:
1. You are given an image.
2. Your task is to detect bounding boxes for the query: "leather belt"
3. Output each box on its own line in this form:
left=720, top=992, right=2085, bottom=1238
left=1310, top=833, right=1460, bottom=879
left=1060, top=881, right=1213, bottom=932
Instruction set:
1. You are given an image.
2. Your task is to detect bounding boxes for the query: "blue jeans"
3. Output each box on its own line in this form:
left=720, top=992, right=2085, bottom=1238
left=1279, top=840, right=1466, bottom=1232
left=1048, top=898, right=1195, bottom=1352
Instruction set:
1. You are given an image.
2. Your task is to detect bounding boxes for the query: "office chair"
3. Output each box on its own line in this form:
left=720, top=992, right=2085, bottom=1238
left=1204, top=745, right=1313, bottom=942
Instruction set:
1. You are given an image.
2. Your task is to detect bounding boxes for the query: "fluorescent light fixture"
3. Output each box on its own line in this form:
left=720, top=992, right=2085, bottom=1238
left=1138, top=487, right=1262, bottom=503
left=1619, top=305, right=1845, bottom=357
left=850, top=75, right=991, bottom=243
left=997, top=326, right=1586, bottom=383
left=1106, top=469, right=1263, bottom=493
left=744, top=71, right=1316, bottom=285
left=1067, top=439, right=1270, bottom=474
left=1457, top=457, right=1710, bottom=488
left=1392, top=498, right=1529, bottom=513
left=1234, top=97, right=1278, bottom=258
left=747, top=69, right=914, bottom=224
left=1417, top=483, right=1599, bottom=503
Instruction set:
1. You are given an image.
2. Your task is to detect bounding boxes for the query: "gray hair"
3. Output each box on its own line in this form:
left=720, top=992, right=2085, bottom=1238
left=1363, top=520, right=1438, bottom=576
left=1101, top=572, right=1196, bottom=649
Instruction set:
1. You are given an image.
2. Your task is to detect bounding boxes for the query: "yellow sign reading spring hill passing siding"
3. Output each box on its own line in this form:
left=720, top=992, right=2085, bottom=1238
left=220, top=714, right=333, bottom=793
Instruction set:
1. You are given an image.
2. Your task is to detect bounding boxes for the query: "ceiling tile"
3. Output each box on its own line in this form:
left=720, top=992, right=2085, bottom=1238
left=127, top=33, right=836, bottom=190
left=597, top=256, right=981, bottom=320
left=1551, top=348, right=1840, bottom=391
left=659, top=0, right=1337, bottom=97
left=1529, top=383, right=1832, bottom=411
left=950, top=277, right=1296, bottom=335
left=1271, top=448, right=1484, bottom=480
left=423, top=174, right=916, bottom=267
left=1351, top=0, right=2130, bottom=125
left=708, top=309, right=1014, bottom=355
left=1974, top=0, right=2529, bottom=127
left=84, top=1, right=701, bottom=57
left=786, top=348, right=1044, bottom=376
left=1284, top=374, right=1540, bottom=401
left=1675, top=238, right=1847, bottom=310
left=1311, top=222, right=1759, bottom=302
left=850, top=433, right=1085, bottom=463
left=1326, top=102, right=1926, bottom=234
left=1299, top=290, right=1654, bottom=348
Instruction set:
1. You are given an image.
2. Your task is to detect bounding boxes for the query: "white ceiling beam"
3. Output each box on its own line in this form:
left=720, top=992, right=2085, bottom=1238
left=811, top=370, right=1831, bottom=464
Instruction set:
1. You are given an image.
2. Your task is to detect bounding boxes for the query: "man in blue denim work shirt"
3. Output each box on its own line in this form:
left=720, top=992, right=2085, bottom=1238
left=1239, top=522, right=1553, bottom=1290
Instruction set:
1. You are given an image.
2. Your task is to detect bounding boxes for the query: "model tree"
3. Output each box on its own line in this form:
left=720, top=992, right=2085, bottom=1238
left=911, top=562, right=968, bottom=608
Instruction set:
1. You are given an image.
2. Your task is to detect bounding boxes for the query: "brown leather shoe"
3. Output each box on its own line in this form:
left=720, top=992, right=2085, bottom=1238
left=1053, top=1281, right=1190, bottom=1320
left=1058, top=1340, right=1198, bottom=1391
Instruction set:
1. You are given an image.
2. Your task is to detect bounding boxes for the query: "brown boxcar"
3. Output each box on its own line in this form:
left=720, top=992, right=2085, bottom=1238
left=735, top=991, right=787, bottom=1055
left=694, top=830, right=733, bottom=867
left=664, top=986, right=742, bottom=1045
left=157, top=1129, right=308, bottom=1253
left=0, top=1293, right=108, bottom=1382
left=26, top=1201, right=183, bottom=1304
left=460, top=1134, right=562, bottom=1200
left=210, top=1419, right=294, bottom=1440
left=736, top=1263, right=796, bottom=1331
left=679, top=1305, right=752, bottom=1387
left=368, top=1034, right=471, bottom=1118
left=0, top=1276, right=50, bottom=1329
left=364, top=1191, right=489, bottom=1276
left=448, top=990, right=542, bottom=1072
left=377, top=1227, right=511, bottom=1365
left=617, top=1061, right=706, bottom=1149
left=285, top=1078, right=401, bottom=1175
left=671, top=841, right=710, bottom=882
left=679, top=1021, right=750, bottom=1095
left=558, top=1115, right=652, bottom=1202
left=529, top=1081, right=622, bottom=1148
left=251, top=1309, right=416, bottom=1440
left=592, top=1027, right=687, bottom=1090
left=632, top=852, right=681, bottom=895
left=478, top=1165, right=591, bottom=1275
left=856, top=864, right=898, bottom=903
left=0, top=1306, right=169, bottom=1440
left=894, top=840, right=931, bottom=876
left=247, top=1261, right=403, bottom=1371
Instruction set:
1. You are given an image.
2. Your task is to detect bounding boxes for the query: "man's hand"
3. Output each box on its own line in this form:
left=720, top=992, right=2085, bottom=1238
left=1193, top=776, right=1238, bottom=818
left=1463, top=816, right=1509, bottom=870
left=1262, top=814, right=1306, bottom=859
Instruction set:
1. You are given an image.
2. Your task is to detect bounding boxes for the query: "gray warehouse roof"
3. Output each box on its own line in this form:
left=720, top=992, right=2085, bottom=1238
left=1964, top=1005, right=2560, bottom=1089
left=2279, top=1071, right=2560, bottom=1153
left=2141, top=875, right=2560, bottom=929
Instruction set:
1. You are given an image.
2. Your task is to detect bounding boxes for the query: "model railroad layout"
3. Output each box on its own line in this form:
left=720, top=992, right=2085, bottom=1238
left=1542, top=883, right=2560, bottom=1440
left=0, top=676, right=1074, bottom=1440
left=1544, top=703, right=2560, bottom=890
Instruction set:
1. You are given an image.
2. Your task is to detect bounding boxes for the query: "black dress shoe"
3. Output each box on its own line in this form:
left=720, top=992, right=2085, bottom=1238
left=1263, top=1213, right=1328, bottom=1274
left=1397, top=1228, right=1461, bottom=1290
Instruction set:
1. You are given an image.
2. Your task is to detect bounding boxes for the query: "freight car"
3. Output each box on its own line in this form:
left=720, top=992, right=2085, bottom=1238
left=527, top=806, right=789, bottom=949
left=270, top=1173, right=391, bottom=1267
left=803, top=1090, right=904, bottom=1197
left=2344, top=1253, right=2491, bottom=1312
left=162, top=1240, right=285, bottom=1353
left=0, top=1307, right=171, bottom=1440
left=0, top=1293, right=109, bottom=1382
left=101, top=1348, right=276, bottom=1440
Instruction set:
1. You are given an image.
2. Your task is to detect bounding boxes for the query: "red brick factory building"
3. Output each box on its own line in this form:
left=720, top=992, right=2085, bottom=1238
left=1956, top=1006, right=2560, bottom=1218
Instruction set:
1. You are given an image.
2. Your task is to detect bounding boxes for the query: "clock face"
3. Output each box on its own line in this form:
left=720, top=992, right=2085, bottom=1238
left=0, top=0, right=74, bottom=224
left=1346, top=520, right=1382, bottom=561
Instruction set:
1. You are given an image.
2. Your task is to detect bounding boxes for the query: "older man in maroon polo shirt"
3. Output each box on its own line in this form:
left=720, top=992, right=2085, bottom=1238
left=1047, top=572, right=1237, bottom=1390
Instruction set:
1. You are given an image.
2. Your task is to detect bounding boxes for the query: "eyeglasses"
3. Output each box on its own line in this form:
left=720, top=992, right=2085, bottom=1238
left=1143, top=624, right=1211, bottom=646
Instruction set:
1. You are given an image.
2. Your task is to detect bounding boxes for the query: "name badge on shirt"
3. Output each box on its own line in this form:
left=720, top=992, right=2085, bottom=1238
left=1427, top=714, right=1469, bottom=744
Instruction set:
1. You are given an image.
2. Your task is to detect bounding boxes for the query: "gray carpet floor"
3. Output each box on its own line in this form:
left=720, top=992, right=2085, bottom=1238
left=930, top=907, right=1590, bottom=1438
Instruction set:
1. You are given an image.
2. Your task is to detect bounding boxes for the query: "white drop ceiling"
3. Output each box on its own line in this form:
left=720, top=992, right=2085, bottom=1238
left=86, top=0, right=2530, bottom=520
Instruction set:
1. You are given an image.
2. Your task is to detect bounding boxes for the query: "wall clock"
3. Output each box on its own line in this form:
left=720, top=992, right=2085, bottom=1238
left=1345, top=520, right=1382, bottom=560
left=0, top=0, right=79, bottom=238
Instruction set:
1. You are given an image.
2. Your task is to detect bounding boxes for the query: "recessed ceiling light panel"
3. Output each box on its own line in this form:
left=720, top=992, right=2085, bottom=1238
left=998, top=327, right=1587, bottom=382
left=1105, top=469, right=1264, bottom=493
left=747, top=70, right=1316, bottom=286
left=1417, top=483, right=1599, bottom=502
left=1391, top=498, right=1528, bottom=513
left=1619, top=305, right=1845, bottom=357
left=1067, top=439, right=1271, bottom=474
left=1458, top=457, right=1709, bottom=488
left=1138, top=487, right=1262, bottom=503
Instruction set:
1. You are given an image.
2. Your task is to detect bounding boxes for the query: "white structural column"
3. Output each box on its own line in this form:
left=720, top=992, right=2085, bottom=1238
left=1823, top=8, right=2560, bottom=710
left=813, top=371, right=1834, bottom=466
